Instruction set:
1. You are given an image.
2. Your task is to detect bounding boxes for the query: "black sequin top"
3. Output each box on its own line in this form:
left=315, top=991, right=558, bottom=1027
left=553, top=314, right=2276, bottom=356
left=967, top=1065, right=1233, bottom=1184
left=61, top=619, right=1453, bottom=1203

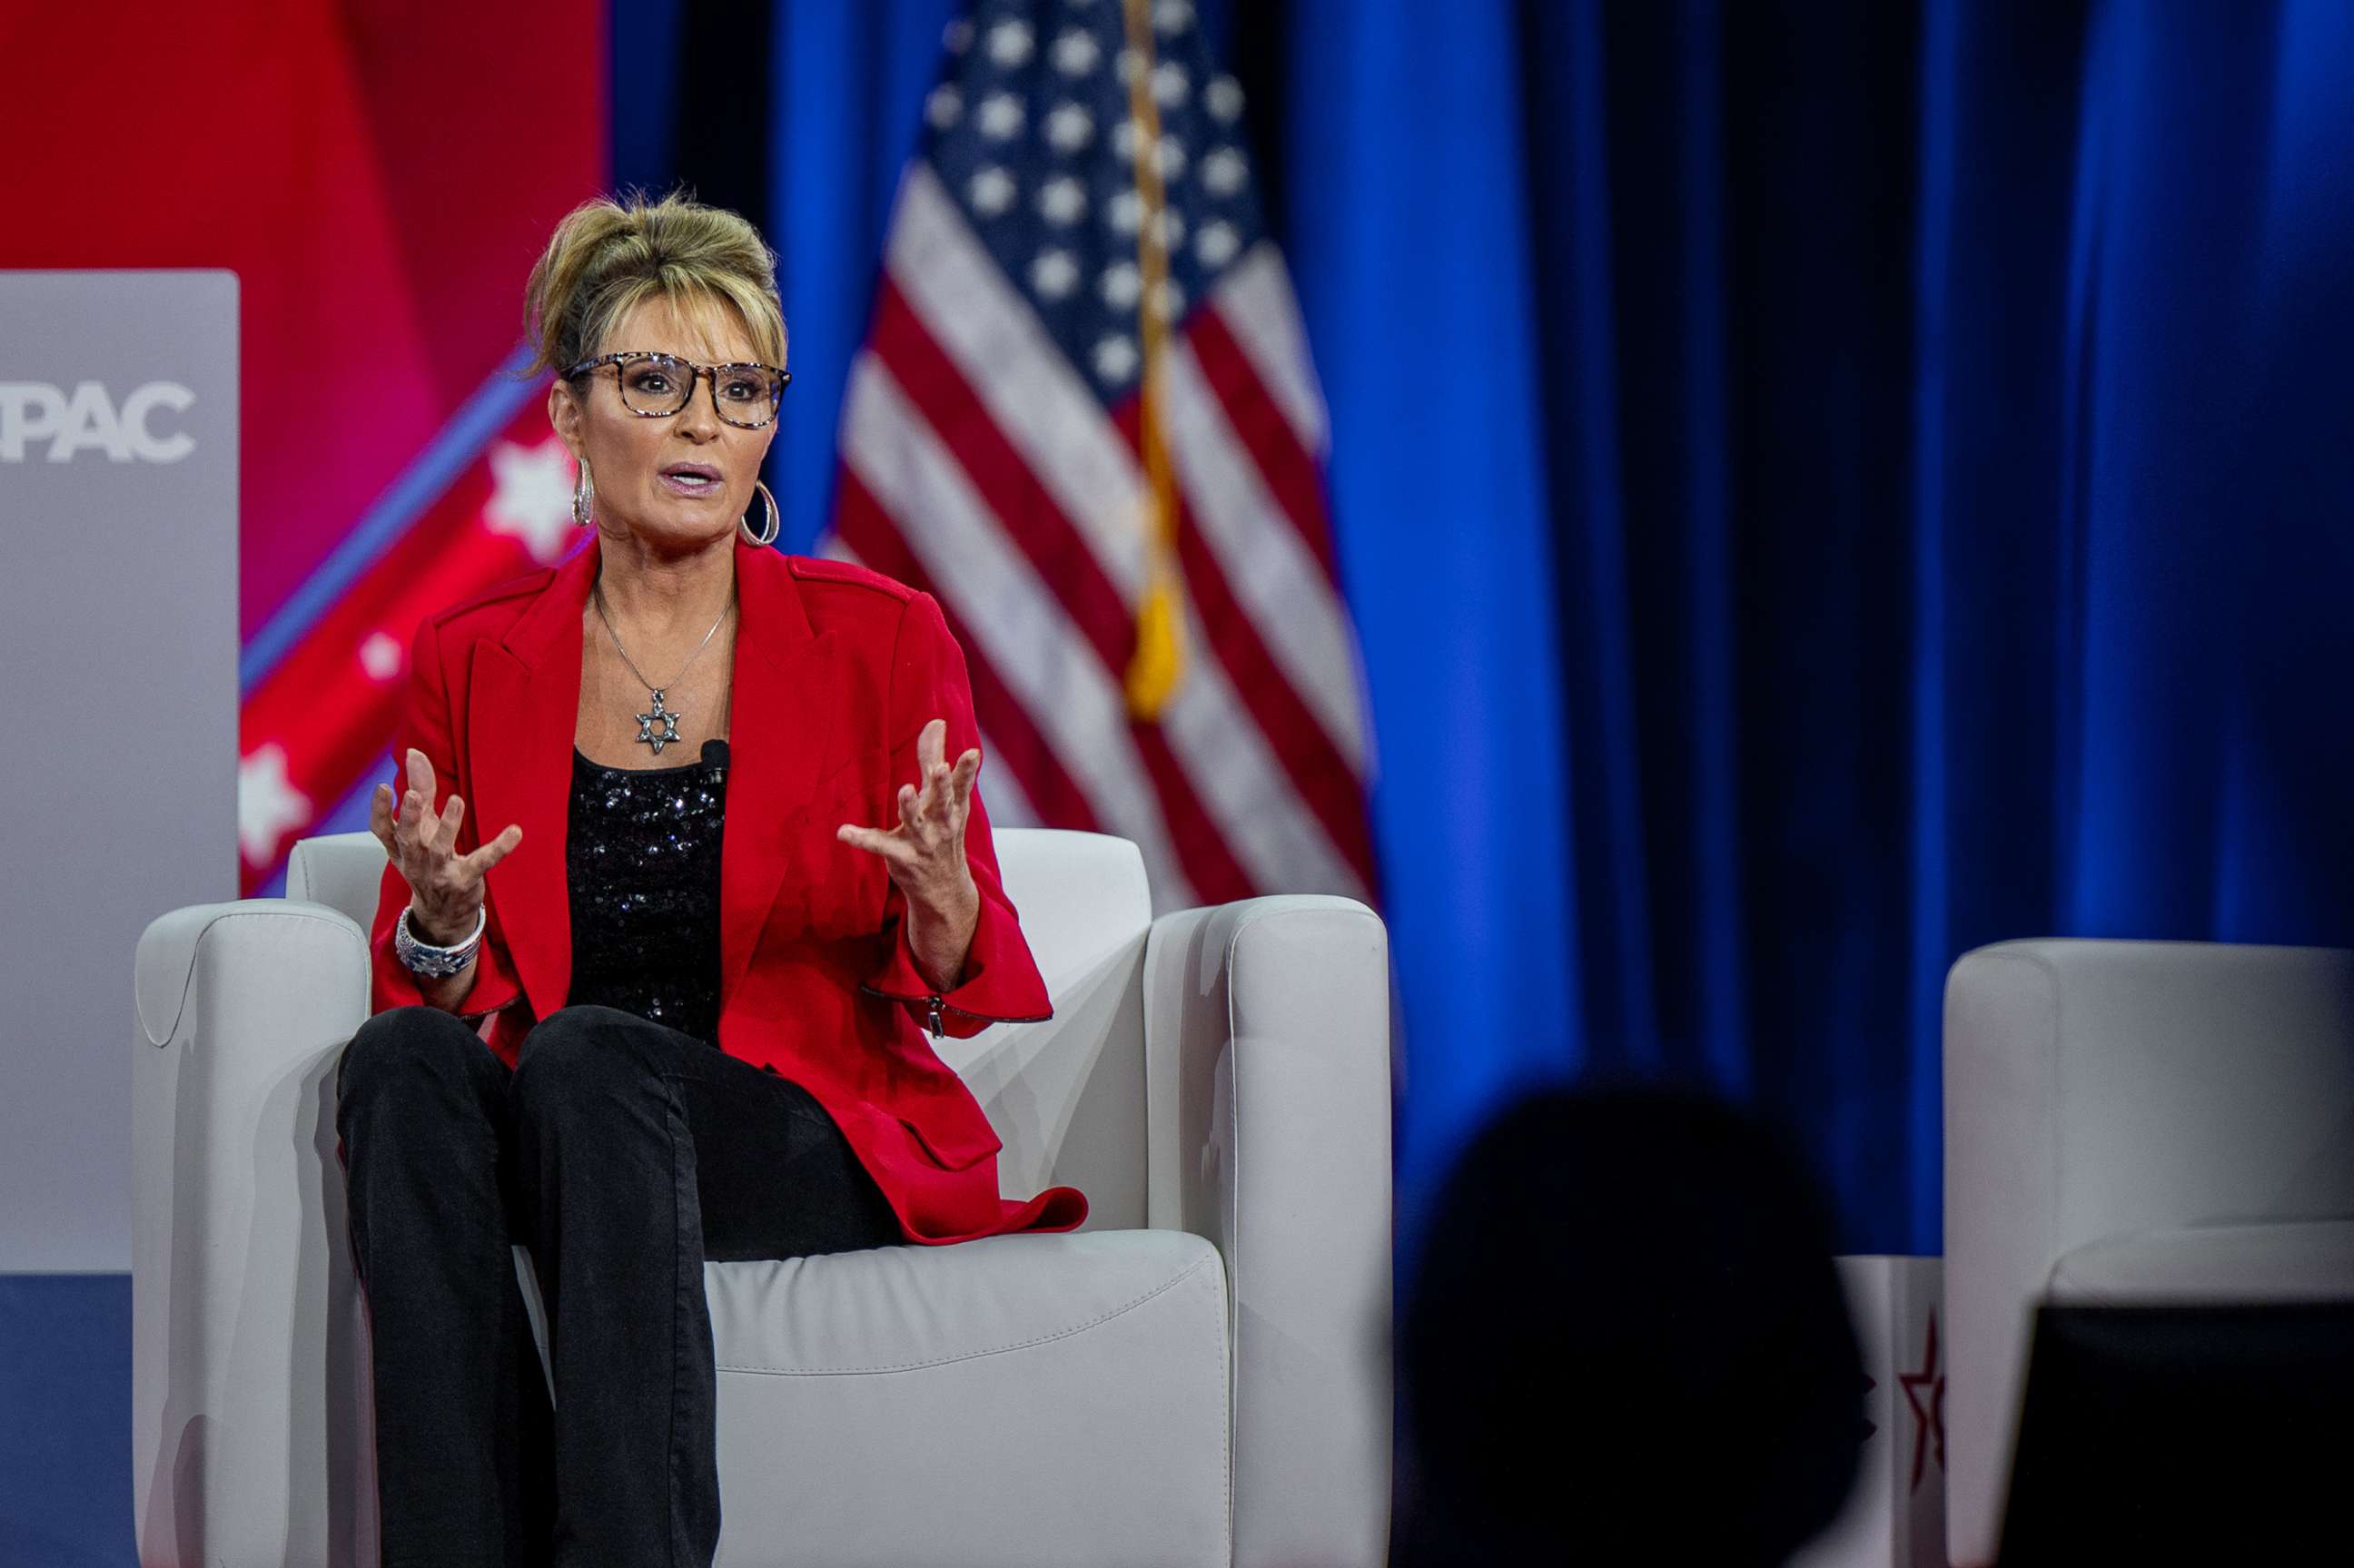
left=566, top=739, right=729, bottom=1047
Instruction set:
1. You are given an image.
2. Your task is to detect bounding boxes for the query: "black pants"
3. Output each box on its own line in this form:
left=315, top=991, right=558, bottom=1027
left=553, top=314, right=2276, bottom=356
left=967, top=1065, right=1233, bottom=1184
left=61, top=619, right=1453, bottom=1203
left=335, top=1002, right=906, bottom=1568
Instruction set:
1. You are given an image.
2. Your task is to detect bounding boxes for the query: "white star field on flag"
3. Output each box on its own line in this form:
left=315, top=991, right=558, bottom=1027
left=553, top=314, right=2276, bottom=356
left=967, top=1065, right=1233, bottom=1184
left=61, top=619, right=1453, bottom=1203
left=828, top=0, right=1377, bottom=914
left=925, top=0, right=1263, bottom=399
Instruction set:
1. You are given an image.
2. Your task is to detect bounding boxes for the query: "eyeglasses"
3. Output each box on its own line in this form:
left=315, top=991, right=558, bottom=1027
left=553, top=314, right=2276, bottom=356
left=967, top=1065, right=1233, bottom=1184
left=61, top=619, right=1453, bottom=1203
left=562, top=351, right=791, bottom=429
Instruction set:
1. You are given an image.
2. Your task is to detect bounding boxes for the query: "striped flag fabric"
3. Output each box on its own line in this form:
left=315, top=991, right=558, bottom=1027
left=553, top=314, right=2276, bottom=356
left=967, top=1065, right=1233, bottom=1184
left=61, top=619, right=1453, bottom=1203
left=825, top=0, right=1379, bottom=913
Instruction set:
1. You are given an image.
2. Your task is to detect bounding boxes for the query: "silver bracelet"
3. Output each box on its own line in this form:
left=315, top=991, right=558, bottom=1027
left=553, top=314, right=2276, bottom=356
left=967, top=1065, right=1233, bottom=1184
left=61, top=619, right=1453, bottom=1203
left=393, top=904, right=486, bottom=978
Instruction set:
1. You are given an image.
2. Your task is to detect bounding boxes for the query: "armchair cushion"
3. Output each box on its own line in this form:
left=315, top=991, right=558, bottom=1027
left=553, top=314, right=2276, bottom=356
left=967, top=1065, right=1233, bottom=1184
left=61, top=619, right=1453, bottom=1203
left=2046, top=1218, right=2354, bottom=1305
left=697, top=1230, right=1231, bottom=1567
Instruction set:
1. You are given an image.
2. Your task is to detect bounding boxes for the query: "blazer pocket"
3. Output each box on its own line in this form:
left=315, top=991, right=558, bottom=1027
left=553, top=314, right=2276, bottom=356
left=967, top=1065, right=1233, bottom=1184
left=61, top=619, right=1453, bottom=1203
left=897, top=1113, right=1001, bottom=1172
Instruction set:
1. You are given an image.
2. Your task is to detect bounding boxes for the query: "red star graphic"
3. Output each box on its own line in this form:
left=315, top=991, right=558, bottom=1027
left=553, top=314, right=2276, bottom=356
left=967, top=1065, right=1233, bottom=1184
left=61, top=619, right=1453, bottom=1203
left=1898, top=1308, right=1947, bottom=1494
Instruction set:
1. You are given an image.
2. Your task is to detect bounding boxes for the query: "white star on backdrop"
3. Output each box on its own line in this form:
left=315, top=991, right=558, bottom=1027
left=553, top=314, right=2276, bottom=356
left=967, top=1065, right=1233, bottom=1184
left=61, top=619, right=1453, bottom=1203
left=926, top=84, right=963, bottom=129
left=484, top=436, right=577, bottom=563
left=359, top=630, right=403, bottom=683
left=239, top=744, right=313, bottom=867
left=1205, top=75, right=1244, bottom=122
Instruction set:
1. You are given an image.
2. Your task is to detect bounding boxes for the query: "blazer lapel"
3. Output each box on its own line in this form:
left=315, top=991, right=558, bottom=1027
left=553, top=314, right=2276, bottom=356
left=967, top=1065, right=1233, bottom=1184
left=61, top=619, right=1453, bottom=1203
left=468, top=535, right=599, bottom=1021
left=720, top=537, right=843, bottom=1008
left=464, top=532, right=842, bottom=1024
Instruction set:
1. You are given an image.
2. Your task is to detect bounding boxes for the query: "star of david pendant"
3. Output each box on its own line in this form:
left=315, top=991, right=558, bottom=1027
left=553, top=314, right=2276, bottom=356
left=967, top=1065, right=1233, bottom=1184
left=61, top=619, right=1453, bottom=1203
left=636, top=689, right=687, bottom=754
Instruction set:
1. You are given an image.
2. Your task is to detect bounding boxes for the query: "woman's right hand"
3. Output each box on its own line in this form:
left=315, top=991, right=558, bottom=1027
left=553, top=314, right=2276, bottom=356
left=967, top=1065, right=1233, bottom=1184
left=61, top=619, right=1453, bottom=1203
left=371, top=746, right=523, bottom=944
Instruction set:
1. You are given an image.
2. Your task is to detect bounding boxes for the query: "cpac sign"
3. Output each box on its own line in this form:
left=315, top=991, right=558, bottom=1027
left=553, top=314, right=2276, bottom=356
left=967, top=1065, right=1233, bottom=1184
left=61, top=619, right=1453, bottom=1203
left=0, top=380, right=196, bottom=463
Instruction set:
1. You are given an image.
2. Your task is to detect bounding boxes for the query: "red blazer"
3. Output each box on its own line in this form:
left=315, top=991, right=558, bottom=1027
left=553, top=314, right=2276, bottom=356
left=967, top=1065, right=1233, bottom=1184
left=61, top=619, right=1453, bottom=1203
left=367, top=531, right=1087, bottom=1245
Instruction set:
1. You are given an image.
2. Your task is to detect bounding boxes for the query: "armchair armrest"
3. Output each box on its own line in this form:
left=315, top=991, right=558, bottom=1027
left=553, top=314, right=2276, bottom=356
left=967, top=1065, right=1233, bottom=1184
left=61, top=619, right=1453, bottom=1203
left=1943, top=938, right=2354, bottom=1568
left=1142, top=894, right=1394, bottom=1568
left=132, top=899, right=378, bottom=1567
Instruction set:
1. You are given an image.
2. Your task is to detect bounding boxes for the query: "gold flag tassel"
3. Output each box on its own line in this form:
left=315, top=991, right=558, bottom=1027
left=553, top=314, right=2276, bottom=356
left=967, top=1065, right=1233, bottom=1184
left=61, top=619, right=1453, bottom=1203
left=1122, top=0, right=1185, bottom=721
left=1125, top=408, right=1185, bottom=718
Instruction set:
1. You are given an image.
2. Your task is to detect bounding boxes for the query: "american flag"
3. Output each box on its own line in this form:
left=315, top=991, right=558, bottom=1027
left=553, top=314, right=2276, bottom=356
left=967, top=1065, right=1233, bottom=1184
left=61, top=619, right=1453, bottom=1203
left=825, top=0, right=1379, bottom=912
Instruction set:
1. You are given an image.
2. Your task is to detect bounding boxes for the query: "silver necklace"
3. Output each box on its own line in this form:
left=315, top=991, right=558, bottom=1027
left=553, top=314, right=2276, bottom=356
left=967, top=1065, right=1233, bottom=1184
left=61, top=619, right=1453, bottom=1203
left=592, top=581, right=734, bottom=755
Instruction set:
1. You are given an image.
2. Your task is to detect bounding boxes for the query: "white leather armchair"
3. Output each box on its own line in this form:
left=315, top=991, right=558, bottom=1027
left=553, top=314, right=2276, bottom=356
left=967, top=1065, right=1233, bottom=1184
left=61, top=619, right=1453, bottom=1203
left=133, top=828, right=1393, bottom=1568
left=1942, top=939, right=2354, bottom=1567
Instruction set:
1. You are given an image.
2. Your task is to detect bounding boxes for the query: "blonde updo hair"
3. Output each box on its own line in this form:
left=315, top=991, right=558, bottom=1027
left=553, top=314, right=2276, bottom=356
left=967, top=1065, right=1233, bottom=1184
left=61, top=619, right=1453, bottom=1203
left=519, top=188, right=787, bottom=382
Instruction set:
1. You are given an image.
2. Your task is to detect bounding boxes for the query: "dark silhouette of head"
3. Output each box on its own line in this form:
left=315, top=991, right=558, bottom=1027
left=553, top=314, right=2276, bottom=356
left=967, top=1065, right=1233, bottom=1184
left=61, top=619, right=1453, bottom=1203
left=1397, top=1083, right=1863, bottom=1566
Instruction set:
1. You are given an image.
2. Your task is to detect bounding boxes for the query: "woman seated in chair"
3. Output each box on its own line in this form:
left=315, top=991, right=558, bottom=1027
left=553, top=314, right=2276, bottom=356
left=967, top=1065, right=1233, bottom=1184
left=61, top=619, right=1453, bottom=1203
left=337, top=190, right=1085, bottom=1568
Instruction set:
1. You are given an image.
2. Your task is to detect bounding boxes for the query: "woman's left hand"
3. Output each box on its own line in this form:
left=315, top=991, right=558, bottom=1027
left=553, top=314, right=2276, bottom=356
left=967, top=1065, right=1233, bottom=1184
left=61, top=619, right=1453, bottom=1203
left=837, top=717, right=981, bottom=909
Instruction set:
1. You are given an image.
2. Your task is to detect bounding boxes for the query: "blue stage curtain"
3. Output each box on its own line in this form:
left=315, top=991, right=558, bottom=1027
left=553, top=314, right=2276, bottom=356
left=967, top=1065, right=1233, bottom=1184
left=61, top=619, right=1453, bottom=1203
left=1276, top=0, right=1578, bottom=1253
left=673, top=1, right=2354, bottom=1261
left=1279, top=0, right=2354, bottom=1258
left=766, top=0, right=963, bottom=552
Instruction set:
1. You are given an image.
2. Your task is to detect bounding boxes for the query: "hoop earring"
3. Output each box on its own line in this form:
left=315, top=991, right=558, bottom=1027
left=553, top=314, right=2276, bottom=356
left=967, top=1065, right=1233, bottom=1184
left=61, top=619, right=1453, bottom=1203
left=739, top=479, right=781, bottom=547
left=572, top=458, right=596, bottom=528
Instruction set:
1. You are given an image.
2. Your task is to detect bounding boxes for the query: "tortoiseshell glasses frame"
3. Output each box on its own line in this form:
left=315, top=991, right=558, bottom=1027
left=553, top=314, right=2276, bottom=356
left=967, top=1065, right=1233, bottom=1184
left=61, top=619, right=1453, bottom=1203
left=561, top=351, right=792, bottom=429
